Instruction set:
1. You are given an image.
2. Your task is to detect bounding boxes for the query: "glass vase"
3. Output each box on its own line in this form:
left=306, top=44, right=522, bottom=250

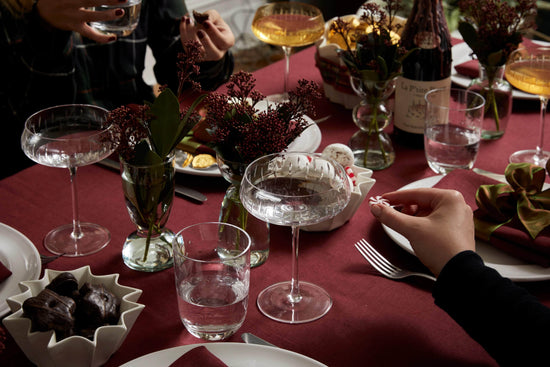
left=467, top=64, right=512, bottom=140
left=217, top=155, right=270, bottom=267
left=120, top=155, right=175, bottom=272
left=349, top=76, right=396, bottom=170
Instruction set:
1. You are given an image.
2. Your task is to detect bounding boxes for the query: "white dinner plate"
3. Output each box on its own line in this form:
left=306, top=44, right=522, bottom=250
left=451, top=41, right=548, bottom=100
left=120, top=343, right=327, bottom=367
left=382, top=175, right=550, bottom=282
left=174, top=116, right=322, bottom=177
left=0, top=222, right=41, bottom=316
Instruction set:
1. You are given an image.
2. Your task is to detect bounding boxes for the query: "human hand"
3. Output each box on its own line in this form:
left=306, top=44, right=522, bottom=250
left=370, top=188, right=475, bottom=276
left=36, top=0, right=127, bottom=43
left=180, top=10, right=235, bottom=61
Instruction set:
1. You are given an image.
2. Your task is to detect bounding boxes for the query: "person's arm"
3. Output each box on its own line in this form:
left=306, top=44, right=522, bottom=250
left=434, top=250, right=550, bottom=367
left=370, top=188, right=550, bottom=366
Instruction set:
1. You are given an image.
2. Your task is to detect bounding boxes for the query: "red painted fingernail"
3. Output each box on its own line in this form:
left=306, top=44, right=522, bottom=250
left=197, top=30, right=204, bottom=39
left=203, top=21, right=210, bottom=29
left=108, top=36, right=116, bottom=42
left=185, top=16, right=191, bottom=25
left=115, top=9, right=123, bottom=16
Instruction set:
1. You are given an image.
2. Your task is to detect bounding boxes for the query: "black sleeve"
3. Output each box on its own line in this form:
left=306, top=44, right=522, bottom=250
left=433, top=250, right=550, bottom=366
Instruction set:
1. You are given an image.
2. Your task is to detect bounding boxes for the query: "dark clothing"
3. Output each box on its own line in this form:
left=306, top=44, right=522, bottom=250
left=433, top=250, right=550, bottom=366
left=0, top=0, right=233, bottom=179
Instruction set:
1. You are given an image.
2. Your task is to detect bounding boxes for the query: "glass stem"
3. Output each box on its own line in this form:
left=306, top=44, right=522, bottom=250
left=289, top=225, right=302, bottom=304
left=69, top=166, right=83, bottom=241
left=537, top=96, right=548, bottom=160
left=282, top=45, right=292, bottom=96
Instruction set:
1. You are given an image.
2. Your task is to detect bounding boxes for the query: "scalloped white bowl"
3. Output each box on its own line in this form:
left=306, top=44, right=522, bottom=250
left=303, top=165, right=375, bottom=232
left=2, top=266, right=144, bottom=367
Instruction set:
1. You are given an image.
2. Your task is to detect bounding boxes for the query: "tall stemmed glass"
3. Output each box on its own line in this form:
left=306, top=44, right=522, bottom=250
left=240, top=152, right=351, bottom=323
left=505, top=46, right=550, bottom=166
left=251, top=2, right=324, bottom=99
left=21, top=104, right=117, bottom=256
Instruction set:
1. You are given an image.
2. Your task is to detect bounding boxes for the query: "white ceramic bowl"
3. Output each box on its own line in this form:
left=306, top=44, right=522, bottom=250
left=2, top=266, right=144, bottom=367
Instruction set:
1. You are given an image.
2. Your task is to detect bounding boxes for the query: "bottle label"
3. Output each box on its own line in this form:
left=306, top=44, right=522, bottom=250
left=394, top=76, right=452, bottom=134
left=414, top=32, right=440, bottom=49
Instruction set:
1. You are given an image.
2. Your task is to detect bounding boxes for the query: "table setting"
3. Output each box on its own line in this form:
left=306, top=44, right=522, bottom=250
left=1, top=0, right=550, bottom=366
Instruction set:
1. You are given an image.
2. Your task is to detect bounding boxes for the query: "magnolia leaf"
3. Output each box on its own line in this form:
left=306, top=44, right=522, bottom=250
left=377, top=55, right=389, bottom=80
left=132, top=140, right=163, bottom=165
left=148, top=89, right=182, bottom=159
left=174, top=93, right=206, bottom=145
left=458, top=21, right=480, bottom=54
left=487, top=50, right=505, bottom=67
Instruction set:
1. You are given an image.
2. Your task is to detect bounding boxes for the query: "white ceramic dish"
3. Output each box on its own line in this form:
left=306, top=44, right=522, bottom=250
left=382, top=175, right=550, bottom=282
left=0, top=222, right=41, bottom=317
left=451, top=41, right=548, bottom=100
left=3, top=266, right=145, bottom=367
left=175, top=117, right=322, bottom=177
left=120, top=343, right=327, bottom=367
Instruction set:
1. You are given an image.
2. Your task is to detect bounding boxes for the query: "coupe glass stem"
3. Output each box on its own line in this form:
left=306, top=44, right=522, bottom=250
left=282, top=45, right=292, bottom=97
left=69, top=165, right=83, bottom=242
left=289, top=225, right=302, bottom=304
left=537, top=96, right=548, bottom=161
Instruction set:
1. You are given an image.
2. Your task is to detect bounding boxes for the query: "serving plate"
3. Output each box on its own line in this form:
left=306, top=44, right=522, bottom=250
left=0, top=222, right=41, bottom=317
left=175, top=117, right=322, bottom=177
left=382, top=175, right=550, bottom=282
left=120, top=343, right=327, bottom=367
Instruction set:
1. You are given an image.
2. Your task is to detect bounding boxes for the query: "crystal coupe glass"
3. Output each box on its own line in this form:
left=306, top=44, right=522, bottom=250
left=505, top=46, right=550, bottom=166
left=21, top=104, right=116, bottom=256
left=251, top=1, right=324, bottom=99
left=240, top=152, right=351, bottom=323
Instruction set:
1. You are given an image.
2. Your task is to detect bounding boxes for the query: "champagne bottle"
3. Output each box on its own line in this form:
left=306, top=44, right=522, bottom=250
left=393, top=0, right=452, bottom=148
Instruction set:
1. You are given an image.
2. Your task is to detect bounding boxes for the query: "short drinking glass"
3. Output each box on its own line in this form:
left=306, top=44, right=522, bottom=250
left=89, top=0, right=142, bottom=37
left=424, top=88, right=485, bottom=175
left=173, top=222, right=251, bottom=341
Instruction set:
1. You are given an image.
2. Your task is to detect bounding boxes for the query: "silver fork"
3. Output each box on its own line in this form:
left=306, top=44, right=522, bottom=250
left=354, top=239, right=436, bottom=281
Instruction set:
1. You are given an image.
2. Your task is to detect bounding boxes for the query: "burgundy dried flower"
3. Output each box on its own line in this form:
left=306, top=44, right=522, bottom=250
left=204, top=71, right=321, bottom=163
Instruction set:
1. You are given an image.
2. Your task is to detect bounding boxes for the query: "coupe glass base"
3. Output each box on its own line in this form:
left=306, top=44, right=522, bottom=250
left=257, top=281, right=333, bottom=324
left=122, top=229, right=174, bottom=272
left=509, top=149, right=550, bottom=166
left=44, top=223, right=110, bottom=257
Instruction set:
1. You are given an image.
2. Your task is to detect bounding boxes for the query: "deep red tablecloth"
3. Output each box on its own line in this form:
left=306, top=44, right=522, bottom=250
left=1, top=46, right=549, bottom=367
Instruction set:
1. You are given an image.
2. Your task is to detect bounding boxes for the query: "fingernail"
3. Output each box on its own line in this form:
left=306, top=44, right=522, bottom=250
left=185, top=16, right=191, bottom=25
left=115, top=9, right=123, bottom=16
left=197, top=30, right=204, bottom=39
left=203, top=21, right=210, bottom=29
left=371, top=204, right=382, bottom=218
left=108, top=36, right=116, bottom=42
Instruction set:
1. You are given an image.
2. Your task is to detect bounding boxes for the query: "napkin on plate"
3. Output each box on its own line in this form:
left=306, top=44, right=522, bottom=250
left=0, top=260, right=12, bottom=283
left=433, top=166, right=550, bottom=267
left=169, top=346, right=227, bottom=367
left=454, top=38, right=538, bottom=79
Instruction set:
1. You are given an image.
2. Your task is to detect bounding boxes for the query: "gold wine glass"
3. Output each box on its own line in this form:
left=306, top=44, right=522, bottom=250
left=505, top=46, right=550, bottom=166
left=251, top=1, right=324, bottom=99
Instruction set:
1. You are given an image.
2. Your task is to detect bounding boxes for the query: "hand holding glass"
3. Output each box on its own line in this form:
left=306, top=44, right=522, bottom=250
left=240, top=152, right=351, bottom=323
left=21, top=104, right=116, bottom=256
left=505, top=46, right=550, bottom=166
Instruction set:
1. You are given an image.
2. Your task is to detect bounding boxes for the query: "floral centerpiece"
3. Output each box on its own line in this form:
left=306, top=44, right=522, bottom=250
left=202, top=71, right=321, bottom=267
left=204, top=71, right=321, bottom=164
left=106, top=41, right=205, bottom=271
left=329, top=0, right=412, bottom=169
left=458, top=0, right=537, bottom=138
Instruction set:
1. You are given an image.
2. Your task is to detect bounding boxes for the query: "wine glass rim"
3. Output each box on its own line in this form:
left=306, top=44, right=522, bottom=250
left=23, top=104, right=113, bottom=139
left=425, top=87, right=486, bottom=113
left=256, top=1, right=323, bottom=17
left=242, top=152, right=350, bottom=198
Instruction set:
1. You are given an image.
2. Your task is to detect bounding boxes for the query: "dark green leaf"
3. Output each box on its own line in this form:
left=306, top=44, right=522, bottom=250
left=148, top=89, right=182, bottom=159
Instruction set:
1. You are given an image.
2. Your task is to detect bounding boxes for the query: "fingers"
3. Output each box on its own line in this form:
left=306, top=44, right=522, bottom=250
left=76, top=24, right=117, bottom=43
left=180, top=12, right=234, bottom=62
